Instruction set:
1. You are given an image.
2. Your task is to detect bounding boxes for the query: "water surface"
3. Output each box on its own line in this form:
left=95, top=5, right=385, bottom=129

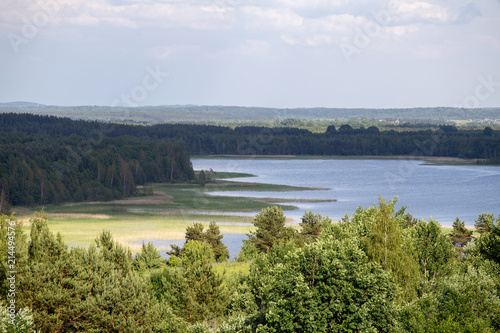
left=192, top=158, right=500, bottom=226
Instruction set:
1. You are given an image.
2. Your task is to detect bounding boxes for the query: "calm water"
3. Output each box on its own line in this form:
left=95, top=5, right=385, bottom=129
left=192, top=158, right=500, bottom=226
left=132, top=233, right=248, bottom=260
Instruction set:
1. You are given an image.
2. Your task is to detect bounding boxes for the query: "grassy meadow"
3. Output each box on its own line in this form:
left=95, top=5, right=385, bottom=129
left=12, top=172, right=327, bottom=254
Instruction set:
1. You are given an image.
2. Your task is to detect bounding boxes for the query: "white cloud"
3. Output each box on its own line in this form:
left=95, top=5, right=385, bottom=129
left=242, top=6, right=304, bottom=31
left=148, top=45, right=201, bottom=60
left=65, top=13, right=100, bottom=26
left=276, top=0, right=348, bottom=10
left=234, top=39, right=269, bottom=55
left=305, top=34, right=333, bottom=46
left=390, top=1, right=451, bottom=24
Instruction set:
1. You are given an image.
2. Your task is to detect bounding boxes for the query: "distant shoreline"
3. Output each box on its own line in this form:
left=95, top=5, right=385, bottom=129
left=193, top=155, right=485, bottom=165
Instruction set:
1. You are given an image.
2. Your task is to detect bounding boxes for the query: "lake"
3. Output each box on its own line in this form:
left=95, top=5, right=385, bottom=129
left=132, top=233, right=248, bottom=260
left=192, top=158, right=500, bottom=227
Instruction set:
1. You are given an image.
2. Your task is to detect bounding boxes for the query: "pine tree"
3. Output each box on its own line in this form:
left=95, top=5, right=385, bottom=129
left=475, top=213, right=495, bottom=234
left=181, top=222, right=229, bottom=262
left=248, top=206, right=294, bottom=253
left=205, top=221, right=230, bottom=262
left=185, top=222, right=205, bottom=242
left=450, top=217, right=473, bottom=250
left=151, top=241, right=228, bottom=323
left=133, top=242, right=164, bottom=272
left=299, top=210, right=331, bottom=242
left=17, top=212, right=176, bottom=332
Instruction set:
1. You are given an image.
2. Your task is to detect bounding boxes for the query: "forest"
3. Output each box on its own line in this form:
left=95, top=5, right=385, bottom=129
left=1, top=199, right=499, bottom=332
left=0, top=113, right=194, bottom=210
left=1, top=112, right=499, bottom=209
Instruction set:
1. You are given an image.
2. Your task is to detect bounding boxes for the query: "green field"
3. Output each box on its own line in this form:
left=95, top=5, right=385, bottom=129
left=13, top=172, right=325, bottom=253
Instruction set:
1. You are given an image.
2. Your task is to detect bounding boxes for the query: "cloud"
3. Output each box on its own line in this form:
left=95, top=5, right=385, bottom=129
left=234, top=39, right=269, bottom=56
left=148, top=45, right=201, bottom=60
left=454, top=3, right=481, bottom=24
left=242, top=6, right=304, bottom=31
left=390, top=1, right=451, bottom=24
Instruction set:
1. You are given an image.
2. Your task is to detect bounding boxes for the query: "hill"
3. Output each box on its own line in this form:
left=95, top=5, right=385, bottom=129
left=1, top=104, right=499, bottom=125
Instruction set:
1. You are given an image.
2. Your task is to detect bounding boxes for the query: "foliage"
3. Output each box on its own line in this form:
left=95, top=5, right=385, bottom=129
left=133, top=241, right=165, bottom=272
left=225, top=273, right=258, bottom=318
left=248, top=206, right=295, bottom=253
left=183, top=240, right=216, bottom=265
left=0, top=114, right=194, bottom=207
left=0, top=301, right=37, bottom=333
left=299, top=210, right=331, bottom=243
left=475, top=213, right=496, bottom=234
left=247, top=238, right=397, bottom=332
left=7, top=212, right=177, bottom=332
left=218, top=314, right=254, bottom=333
left=186, top=223, right=206, bottom=242
left=2, top=200, right=499, bottom=332
left=0, top=214, right=27, bottom=297
left=400, top=265, right=500, bottom=332
left=205, top=222, right=231, bottom=262
left=411, top=219, right=455, bottom=288
left=151, top=241, right=229, bottom=324
left=175, top=222, right=230, bottom=262
left=475, top=223, right=500, bottom=265
left=449, top=217, right=474, bottom=258
left=363, top=198, right=421, bottom=303
left=3, top=112, right=500, bottom=209
left=395, top=206, right=420, bottom=229
left=236, top=240, right=259, bottom=262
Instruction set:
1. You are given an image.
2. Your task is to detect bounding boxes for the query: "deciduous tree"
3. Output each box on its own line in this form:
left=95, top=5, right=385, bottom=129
left=248, top=238, right=397, bottom=332
left=412, top=219, right=454, bottom=288
left=364, top=198, right=421, bottom=302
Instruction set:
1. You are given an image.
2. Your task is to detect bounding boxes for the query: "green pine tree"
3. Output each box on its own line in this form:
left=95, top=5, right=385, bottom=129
left=475, top=213, right=496, bottom=234
left=248, top=206, right=294, bottom=253
left=299, top=210, right=331, bottom=242
left=450, top=217, right=474, bottom=258
left=204, top=221, right=230, bottom=262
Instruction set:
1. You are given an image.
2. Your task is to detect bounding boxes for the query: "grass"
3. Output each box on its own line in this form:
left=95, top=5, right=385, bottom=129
left=12, top=175, right=318, bottom=254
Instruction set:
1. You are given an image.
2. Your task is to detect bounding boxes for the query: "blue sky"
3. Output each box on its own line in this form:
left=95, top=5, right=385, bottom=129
left=1, top=0, right=500, bottom=108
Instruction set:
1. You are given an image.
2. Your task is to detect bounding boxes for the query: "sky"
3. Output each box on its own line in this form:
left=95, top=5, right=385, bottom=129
left=1, top=0, right=500, bottom=109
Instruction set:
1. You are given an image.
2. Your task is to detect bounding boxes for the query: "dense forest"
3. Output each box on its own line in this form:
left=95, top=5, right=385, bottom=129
left=1, top=113, right=499, bottom=209
left=0, top=113, right=194, bottom=210
left=1, top=200, right=499, bottom=332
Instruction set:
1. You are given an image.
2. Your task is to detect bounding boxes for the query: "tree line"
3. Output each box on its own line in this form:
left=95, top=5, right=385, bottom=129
left=1, top=200, right=499, bottom=332
left=0, top=113, right=194, bottom=210
left=3, top=112, right=499, bottom=159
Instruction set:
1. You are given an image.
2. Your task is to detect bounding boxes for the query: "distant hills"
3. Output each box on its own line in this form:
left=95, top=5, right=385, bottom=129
left=0, top=101, right=45, bottom=107
left=0, top=103, right=499, bottom=125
